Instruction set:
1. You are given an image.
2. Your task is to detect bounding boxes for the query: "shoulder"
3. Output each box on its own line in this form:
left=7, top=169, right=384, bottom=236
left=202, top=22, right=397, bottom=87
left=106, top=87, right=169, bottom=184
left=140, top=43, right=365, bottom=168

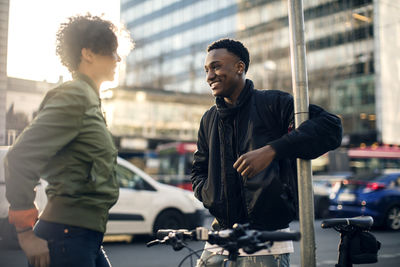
left=47, top=80, right=98, bottom=105
left=40, top=81, right=92, bottom=110
left=201, top=105, right=217, bottom=120
left=254, top=89, right=292, bottom=99
left=199, top=105, right=217, bottom=128
left=49, top=80, right=86, bottom=97
left=64, top=79, right=98, bottom=101
left=252, top=89, right=293, bottom=107
left=203, top=105, right=217, bottom=116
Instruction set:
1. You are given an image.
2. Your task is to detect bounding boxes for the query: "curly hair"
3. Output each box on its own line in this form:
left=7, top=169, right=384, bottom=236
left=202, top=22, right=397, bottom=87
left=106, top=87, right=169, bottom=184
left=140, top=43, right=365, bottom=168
left=56, top=14, right=118, bottom=73
left=207, top=38, right=250, bottom=73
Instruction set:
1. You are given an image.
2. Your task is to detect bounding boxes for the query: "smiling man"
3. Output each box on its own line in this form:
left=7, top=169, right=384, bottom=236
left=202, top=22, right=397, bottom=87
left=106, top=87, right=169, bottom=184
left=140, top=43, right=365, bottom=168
left=191, top=38, right=343, bottom=267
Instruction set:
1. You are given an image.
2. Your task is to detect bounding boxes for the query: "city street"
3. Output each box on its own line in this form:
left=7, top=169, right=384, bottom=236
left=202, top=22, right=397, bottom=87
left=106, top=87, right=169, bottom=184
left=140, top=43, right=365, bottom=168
left=1, top=217, right=400, bottom=267
left=1, top=1, right=399, bottom=267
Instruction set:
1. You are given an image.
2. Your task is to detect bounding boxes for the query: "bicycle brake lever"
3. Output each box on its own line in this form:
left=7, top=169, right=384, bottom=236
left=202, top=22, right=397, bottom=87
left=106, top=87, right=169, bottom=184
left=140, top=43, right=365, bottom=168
left=146, top=239, right=161, bottom=247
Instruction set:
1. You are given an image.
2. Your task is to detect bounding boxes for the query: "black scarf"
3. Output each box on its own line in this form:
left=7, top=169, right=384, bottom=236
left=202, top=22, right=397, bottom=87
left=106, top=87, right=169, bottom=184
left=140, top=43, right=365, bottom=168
left=216, top=79, right=253, bottom=119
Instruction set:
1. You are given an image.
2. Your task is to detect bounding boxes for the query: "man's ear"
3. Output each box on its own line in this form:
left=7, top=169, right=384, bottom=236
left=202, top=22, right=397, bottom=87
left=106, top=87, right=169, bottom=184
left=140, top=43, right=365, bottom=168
left=81, top=48, right=94, bottom=63
left=236, top=61, right=245, bottom=75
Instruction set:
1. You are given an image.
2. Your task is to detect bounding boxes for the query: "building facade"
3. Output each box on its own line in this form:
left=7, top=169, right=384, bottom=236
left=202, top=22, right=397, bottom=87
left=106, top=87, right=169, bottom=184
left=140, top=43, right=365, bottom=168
left=0, top=0, right=9, bottom=145
left=121, top=0, right=399, bottom=146
left=4, top=77, right=57, bottom=145
left=101, top=85, right=213, bottom=153
left=373, top=0, right=400, bottom=146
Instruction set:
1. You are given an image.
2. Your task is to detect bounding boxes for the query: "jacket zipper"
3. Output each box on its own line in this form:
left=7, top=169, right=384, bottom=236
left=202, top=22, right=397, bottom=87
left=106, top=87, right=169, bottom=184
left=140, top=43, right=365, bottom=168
left=235, top=111, right=249, bottom=221
left=220, top=119, right=230, bottom=226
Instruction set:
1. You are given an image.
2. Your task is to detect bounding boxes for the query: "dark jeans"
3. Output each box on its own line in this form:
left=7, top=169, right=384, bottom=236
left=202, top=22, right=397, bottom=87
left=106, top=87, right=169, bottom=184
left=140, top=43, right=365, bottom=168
left=30, top=220, right=111, bottom=267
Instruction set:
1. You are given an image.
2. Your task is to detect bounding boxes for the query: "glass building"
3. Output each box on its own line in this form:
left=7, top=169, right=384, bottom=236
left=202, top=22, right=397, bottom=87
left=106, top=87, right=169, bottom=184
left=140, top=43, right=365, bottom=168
left=121, top=0, right=399, bottom=146
left=0, top=0, right=9, bottom=145
left=236, top=0, right=375, bottom=143
left=121, top=0, right=237, bottom=94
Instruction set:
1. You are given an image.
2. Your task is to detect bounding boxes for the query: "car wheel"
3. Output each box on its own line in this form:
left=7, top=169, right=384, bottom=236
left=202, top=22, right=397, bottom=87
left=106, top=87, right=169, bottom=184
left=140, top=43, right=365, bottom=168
left=153, top=209, right=186, bottom=235
left=385, top=206, right=400, bottom=230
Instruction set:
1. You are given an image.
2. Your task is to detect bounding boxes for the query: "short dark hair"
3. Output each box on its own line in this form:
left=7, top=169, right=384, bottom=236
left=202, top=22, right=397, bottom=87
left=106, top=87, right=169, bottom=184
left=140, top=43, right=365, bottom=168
left=207, top=38, right=250, bottom=73
left=56, top=14, right=118, bottom=73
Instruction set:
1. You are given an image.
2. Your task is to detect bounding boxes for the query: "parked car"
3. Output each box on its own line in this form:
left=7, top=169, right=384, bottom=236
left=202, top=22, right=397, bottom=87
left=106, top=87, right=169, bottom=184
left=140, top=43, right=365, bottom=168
left=107, top=157, right=205, bottom=235
left=0, top=146, right=206, bottom=248
left=329, top=171, right=400, bottom=230
left=313, top=174, right=350, bottom=219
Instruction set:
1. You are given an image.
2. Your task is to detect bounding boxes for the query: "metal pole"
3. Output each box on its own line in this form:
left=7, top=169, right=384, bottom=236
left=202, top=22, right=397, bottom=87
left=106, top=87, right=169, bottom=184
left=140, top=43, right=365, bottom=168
left=287, top=1, right=316, bottom=267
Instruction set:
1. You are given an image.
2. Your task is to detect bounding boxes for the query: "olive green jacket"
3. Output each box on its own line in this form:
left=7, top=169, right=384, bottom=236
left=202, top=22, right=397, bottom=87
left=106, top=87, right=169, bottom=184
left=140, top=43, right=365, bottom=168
left=4, top=73, right=119, bottom=233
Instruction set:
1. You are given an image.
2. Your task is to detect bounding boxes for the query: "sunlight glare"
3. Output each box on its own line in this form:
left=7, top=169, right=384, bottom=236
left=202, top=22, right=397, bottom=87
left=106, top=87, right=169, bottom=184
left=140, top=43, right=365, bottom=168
left=7, top=0, right=122, bottom=90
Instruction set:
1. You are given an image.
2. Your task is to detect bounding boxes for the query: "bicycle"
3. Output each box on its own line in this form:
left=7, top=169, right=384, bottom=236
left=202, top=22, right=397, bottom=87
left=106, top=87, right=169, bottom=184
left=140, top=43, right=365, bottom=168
left=147, top=223, right=301, bottom=267
left=321, top=216, right=381, bottom=267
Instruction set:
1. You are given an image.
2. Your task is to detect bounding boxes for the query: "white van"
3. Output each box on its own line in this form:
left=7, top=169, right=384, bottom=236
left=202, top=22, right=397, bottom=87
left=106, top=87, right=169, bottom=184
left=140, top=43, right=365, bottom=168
left=0, top=146, right=206, bottom=247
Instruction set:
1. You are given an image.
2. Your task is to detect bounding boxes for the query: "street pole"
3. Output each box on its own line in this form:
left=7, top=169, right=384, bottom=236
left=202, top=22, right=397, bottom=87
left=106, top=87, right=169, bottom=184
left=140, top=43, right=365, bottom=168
left=287, top=1, right=316, bottom=267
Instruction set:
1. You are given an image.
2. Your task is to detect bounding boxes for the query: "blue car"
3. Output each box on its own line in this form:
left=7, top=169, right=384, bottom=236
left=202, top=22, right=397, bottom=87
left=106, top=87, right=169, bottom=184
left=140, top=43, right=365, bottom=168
left=329, top=171, right=400, bottom=230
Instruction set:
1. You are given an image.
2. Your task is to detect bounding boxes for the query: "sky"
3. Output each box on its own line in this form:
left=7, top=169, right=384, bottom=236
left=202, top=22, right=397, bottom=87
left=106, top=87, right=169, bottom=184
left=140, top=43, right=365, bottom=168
left=7, top=0, right=121, bottom=87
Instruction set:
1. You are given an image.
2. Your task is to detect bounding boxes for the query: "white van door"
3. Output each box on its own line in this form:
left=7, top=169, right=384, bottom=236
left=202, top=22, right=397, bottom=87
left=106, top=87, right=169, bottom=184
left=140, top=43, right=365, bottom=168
left=107, top=163, right=159, bottom=235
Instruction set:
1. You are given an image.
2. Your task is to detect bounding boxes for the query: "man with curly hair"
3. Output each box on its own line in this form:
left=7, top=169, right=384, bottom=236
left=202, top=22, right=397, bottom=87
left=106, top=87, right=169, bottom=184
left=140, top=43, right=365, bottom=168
left=4, top=14, right=130, bottom=267
left=191, top=38, right=342, bottom=266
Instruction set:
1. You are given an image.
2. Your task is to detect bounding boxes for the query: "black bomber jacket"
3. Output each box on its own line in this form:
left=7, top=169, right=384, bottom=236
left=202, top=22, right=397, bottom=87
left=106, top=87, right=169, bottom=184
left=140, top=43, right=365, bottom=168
left=191, top=79, right=342, bottom=231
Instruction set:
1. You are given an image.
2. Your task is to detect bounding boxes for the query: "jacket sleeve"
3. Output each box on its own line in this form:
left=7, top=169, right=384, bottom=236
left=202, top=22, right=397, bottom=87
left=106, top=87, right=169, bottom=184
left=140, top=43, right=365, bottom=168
left=191, top=113, right=209, bottom=202
left=4, top=87, right=86, bottom=227
left=268, top=91, right=343, bottom=160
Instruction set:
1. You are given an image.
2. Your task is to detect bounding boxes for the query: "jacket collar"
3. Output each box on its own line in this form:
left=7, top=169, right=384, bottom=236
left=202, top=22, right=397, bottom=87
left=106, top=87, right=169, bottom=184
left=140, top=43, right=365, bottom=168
left=73, top=72, right=99, bottom=97
left=216, top=79, right=254, bottom=119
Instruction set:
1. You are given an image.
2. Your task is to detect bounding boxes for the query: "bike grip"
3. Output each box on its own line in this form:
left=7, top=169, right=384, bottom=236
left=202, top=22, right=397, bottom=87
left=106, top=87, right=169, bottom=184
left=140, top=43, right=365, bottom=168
left=259, top=231, right=301, bottom=241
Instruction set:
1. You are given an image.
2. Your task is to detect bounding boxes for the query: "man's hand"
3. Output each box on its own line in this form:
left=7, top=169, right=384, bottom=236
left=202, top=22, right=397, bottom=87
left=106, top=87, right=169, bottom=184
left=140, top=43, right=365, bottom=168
left=233, top=145, right=276, bottom=178
left=17, top=230, right=50, bottom=267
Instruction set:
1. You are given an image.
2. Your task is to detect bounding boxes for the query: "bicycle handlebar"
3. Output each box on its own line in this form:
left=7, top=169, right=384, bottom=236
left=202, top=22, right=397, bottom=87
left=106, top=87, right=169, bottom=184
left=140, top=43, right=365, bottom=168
left=147, top=223, right=301, bottom=254
left=156, top=225, right=300, bottom=243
